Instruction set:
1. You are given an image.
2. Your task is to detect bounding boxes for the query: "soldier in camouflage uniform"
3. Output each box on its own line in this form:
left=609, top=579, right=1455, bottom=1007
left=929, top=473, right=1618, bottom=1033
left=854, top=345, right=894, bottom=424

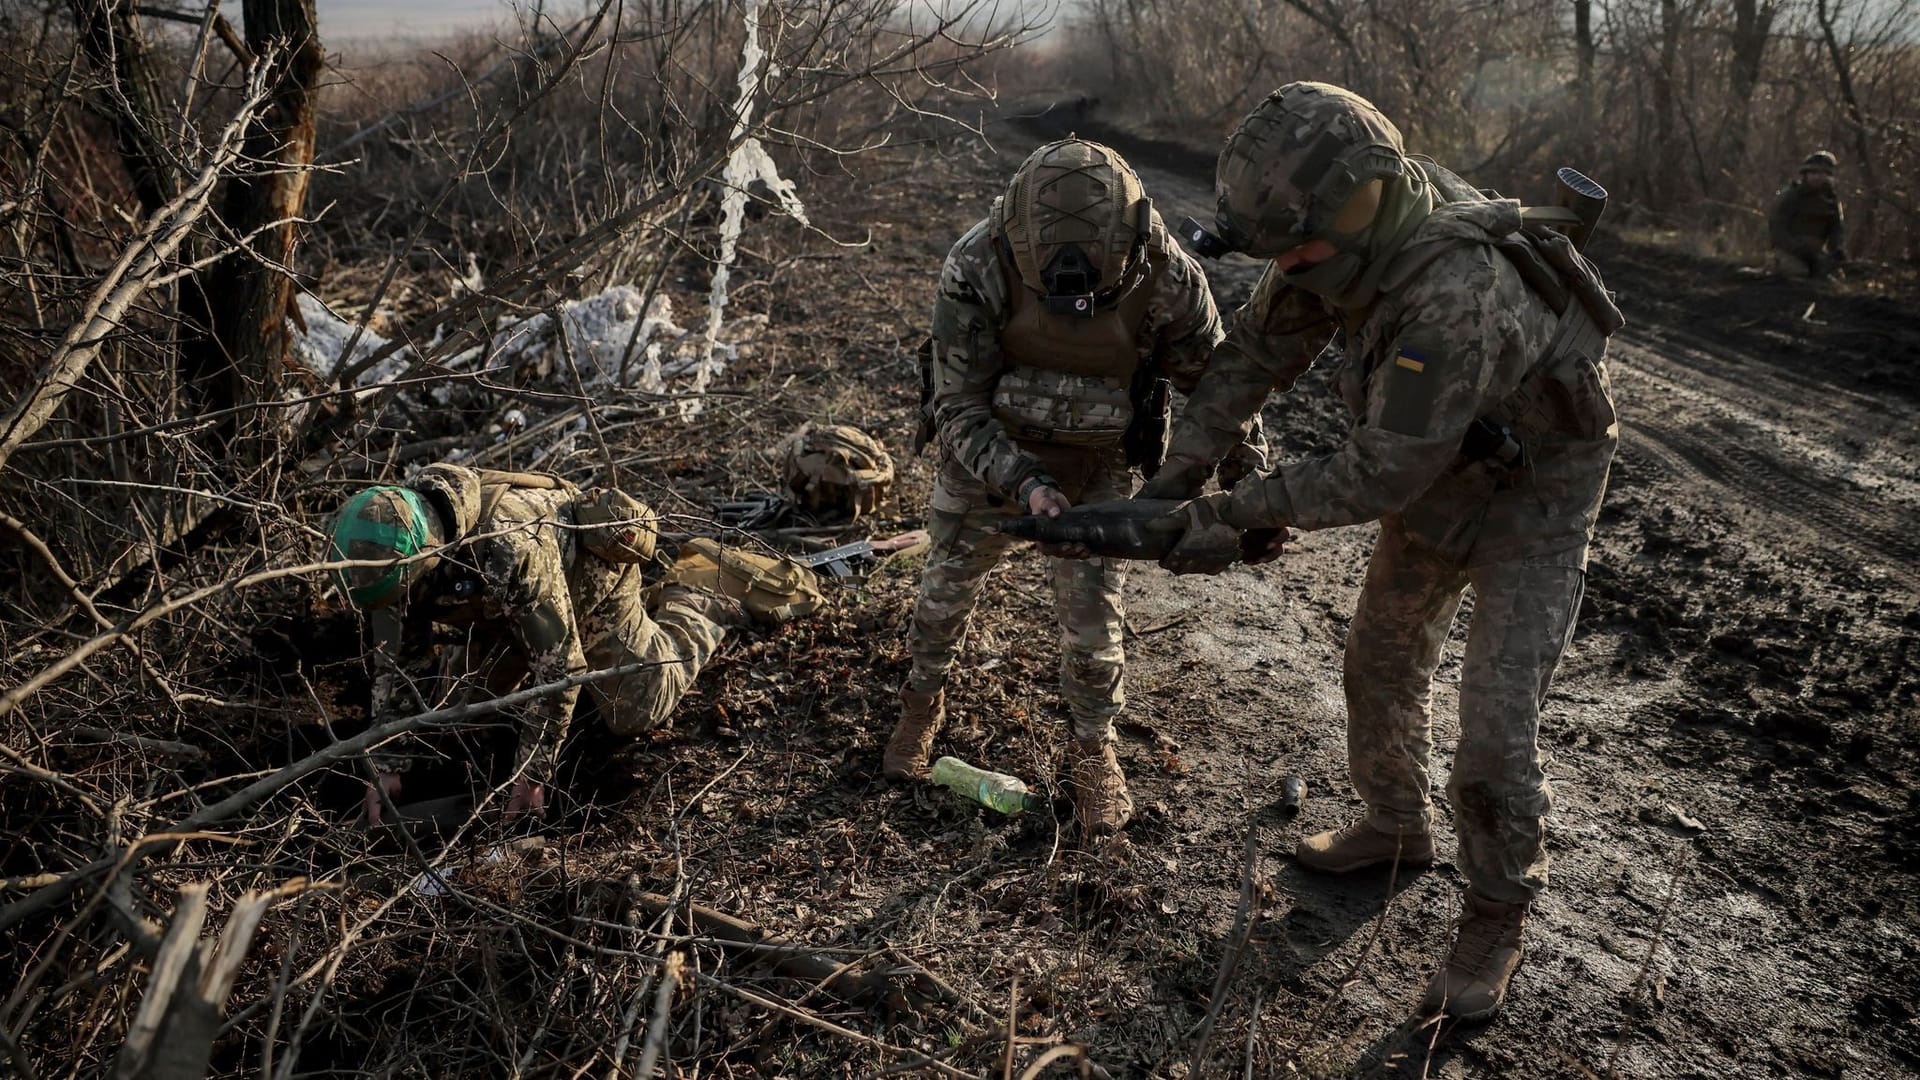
left=1139, top=83, right=1622, bottom=1018
left=1768, top=150, right=1847, bottom=278
left=885, top=138, right=1265, bottom=839
left=330, top=464, right=737, bottom=824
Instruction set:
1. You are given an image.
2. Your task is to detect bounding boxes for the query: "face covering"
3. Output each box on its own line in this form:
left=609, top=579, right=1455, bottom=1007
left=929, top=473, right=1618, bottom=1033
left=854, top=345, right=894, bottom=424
left=1282, top=161, right=1436, bottom=309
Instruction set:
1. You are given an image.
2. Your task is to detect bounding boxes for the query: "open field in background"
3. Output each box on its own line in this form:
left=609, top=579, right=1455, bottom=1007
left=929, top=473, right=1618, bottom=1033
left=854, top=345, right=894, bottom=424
left=1, top=1, right=1917, bottom=1077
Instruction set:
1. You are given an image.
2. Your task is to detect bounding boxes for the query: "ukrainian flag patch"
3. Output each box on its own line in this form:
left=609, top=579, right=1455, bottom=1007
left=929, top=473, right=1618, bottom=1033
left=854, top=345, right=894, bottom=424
left=1394, top=349, right=1427, bottom=373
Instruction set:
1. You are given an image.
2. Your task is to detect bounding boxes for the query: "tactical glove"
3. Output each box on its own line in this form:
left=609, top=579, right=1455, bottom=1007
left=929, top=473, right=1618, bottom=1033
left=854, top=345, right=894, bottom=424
left=1216, top=416, right=1269, bottom=491
left=1159, top=497, right=1243, bottom=575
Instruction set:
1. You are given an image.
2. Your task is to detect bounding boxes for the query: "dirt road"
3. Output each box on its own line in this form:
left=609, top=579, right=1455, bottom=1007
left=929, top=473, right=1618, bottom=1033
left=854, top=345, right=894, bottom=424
left=964, top=111, right=1920, bottom=1077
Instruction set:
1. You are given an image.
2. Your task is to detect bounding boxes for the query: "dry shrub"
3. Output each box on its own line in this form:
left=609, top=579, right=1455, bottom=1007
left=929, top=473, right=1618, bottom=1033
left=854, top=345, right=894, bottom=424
left=1056, top=0, right=1920, bottom=262
left=0, top=2, right=1044, bottom=1075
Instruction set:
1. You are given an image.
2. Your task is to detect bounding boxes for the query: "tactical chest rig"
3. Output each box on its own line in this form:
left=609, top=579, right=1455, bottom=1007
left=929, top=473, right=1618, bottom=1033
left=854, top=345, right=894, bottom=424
left=988, top=216, right=1169, bottom=452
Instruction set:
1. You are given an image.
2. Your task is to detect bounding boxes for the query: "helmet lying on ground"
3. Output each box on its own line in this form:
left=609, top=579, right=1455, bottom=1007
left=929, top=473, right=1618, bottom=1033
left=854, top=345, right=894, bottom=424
left=778, top=422, right=894, bottom=518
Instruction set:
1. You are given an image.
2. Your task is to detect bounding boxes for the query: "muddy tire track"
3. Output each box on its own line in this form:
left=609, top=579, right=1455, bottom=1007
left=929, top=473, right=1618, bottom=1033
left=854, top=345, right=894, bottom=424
left=1611, top=329, right=1920, bottom=590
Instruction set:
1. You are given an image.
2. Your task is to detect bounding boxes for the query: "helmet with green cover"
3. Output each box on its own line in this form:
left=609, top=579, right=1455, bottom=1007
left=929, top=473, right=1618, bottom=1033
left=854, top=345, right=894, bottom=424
left=991, top=138, right=1155, bottom=317
left=329, top=486, right=449, bottom=609
left=1207, top=82, right=1408, bottom=259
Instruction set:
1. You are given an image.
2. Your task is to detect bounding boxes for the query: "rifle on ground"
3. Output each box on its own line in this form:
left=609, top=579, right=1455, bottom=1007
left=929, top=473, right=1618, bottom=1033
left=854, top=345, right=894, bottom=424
left=798, top=530, right=931, bottom=577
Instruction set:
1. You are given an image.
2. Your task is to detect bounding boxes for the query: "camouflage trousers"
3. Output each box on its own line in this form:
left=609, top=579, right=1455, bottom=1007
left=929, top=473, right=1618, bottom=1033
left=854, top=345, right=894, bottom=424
left=1344, top=524, right=1586, bottom=904
left=585, top=572, right=730, bottom=735
left=905, top=450, right=1132, bottom=742
left=454, top=564, right=729, bottom=738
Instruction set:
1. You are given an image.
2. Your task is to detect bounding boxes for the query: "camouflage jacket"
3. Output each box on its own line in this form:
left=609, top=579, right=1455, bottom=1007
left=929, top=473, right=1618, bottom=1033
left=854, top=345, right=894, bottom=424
left=927, top=217, right=1244, bottom=500
left=378, top=484, right=628, bottom=785
left=1166, top=196, right=1619, bottom=567
left=1767, top=180, right=1845, bottom=257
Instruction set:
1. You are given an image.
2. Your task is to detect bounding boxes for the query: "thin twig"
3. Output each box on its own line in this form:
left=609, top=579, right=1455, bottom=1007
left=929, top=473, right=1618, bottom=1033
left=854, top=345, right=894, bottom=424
left=1188, top=821, right=1260, bottom=1073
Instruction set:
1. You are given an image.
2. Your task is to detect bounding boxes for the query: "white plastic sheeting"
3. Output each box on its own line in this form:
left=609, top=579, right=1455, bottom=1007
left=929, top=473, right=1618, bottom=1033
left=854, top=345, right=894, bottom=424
left=290, top=287, right=763, bottom=399
left=693, top=0, right=806, bottom=417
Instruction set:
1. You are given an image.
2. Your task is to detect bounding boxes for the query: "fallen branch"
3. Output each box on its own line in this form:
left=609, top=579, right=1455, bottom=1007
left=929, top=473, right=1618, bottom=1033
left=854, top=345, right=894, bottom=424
left=687, top=971, right=973, bottom=1080
left=0, top=659, right=664, bottom=936
left=1188, top=822, right=1260, bottom=1074
left=632, top=951, right=684, bottom=1080
left=110, top=878, right=321, bottom=1080
left=628, top=891, right=934, bottom=1017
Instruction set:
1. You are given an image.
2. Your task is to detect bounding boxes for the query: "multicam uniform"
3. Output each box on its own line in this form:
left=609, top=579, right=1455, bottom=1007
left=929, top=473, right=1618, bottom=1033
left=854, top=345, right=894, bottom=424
left=906, top=215, right=1240, bottom=741
left=1164, top=171, right=1620, bottom=904
left=366, top=466, right=729, bottom=784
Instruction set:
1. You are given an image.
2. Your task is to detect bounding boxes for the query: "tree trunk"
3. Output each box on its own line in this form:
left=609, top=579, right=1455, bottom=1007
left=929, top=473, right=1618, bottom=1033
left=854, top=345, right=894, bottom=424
left=1572, top=0, right=1597, bottom=163
left=184, top=0, right=323, bottom=467
left=1815, top=0, right=1879, bottom=246
left=71, top=0, right=176, bottom=217
left=1650, top=0, right=1682, bottom=206
left=1721, top=0, right=1775, bottom=182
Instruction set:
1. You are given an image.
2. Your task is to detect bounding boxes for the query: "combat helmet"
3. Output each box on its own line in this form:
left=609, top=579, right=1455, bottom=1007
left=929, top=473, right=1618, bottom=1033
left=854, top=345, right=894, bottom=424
left=1802, top=150, right=1837, bottom=174
left=330, top=485, right=450, bottom=609
left=1206, top=82, right=1408, bottom=258
left=778, top=422, right=894, bottom=519
left=991, top=138, right=1155, bottom=317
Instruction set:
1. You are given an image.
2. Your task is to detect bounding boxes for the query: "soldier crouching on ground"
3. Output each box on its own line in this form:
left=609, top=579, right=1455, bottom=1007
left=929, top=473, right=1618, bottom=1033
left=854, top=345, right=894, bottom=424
left=886, top=137, right=1265, bottom=841
left=330, top=463, right=747, bottom=825
left=1768, top=150, right=1847, bottom=279
left=1138, top=83, right=1623, bottom=1019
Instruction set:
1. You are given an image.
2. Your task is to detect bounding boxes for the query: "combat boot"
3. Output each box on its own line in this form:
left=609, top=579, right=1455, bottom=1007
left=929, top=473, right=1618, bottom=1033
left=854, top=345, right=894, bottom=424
left=1295, top=818, right=1434, bottom=874
left=1421, top=891, right=1529, bottom=1021
left=883, top=687, right=944, bottom=780
left=1067, top=738, right=1133, bottom=838
left=656, top=583, right=748, bottom=630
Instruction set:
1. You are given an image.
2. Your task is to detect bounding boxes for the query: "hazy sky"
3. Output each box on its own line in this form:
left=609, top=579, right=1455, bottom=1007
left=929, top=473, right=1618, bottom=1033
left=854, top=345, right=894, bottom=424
left=317, top=0, right=520, bottom=41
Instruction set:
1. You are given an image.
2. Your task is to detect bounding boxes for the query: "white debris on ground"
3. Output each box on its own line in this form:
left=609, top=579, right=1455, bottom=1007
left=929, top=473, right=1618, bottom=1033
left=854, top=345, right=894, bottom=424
left=290, top=294, right=412, bottom=388
left=289, top=287, right=765, bottom=400
left=292, top=3, right=802, bottom=422
left=694, top=0, right=806, bottom=418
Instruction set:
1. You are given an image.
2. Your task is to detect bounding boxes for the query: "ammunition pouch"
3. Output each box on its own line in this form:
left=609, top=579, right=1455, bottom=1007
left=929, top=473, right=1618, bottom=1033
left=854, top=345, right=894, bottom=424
left=990, top=366, right=1134, bottom=448
left=1122, top=363, right=1172, bottom=478
left=665, top=539, right=824, bottom=624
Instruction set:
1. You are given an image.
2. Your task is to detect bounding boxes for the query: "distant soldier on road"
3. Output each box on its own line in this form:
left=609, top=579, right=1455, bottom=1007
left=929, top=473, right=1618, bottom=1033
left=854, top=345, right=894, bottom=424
left=1768, top=150, right=1847, bottom=278
left=887, top=137, right=1264, bottom=840
left=1139, top=83, right=1623, bottom=1019
left=330, top=464, right=746, bottom=824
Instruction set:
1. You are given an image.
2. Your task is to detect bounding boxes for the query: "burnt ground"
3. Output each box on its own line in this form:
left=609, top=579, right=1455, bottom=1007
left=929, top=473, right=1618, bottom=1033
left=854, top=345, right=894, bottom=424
left=79, top=112, right=1915, bottom=1077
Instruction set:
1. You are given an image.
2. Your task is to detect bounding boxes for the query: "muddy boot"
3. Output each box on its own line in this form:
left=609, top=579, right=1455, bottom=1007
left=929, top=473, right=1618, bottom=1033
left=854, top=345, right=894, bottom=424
left=657, top=583, right=748, bottom=630
left=1295, top=818, right=1434, bottom=874
left=1067, top=738, right=1134, bottom=838
left=1421, top=892, right=1529, bottom=1021
left=883, top=687, right=944, bottom=780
